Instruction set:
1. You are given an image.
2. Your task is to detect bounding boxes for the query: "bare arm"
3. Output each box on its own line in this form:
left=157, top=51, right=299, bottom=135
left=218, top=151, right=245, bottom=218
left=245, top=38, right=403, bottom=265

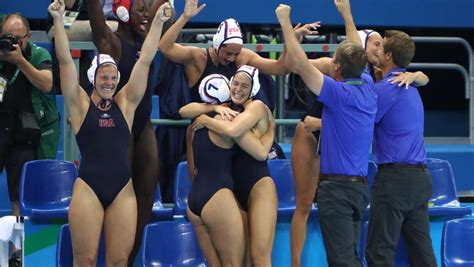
left=49, top=0, right=88, bottom=131
left=334, top=0, right=361, bottom=46
left=388, top=71, right=430, bottom=89
left=158, top=0, right=205, bottom=64
left=276, top=5, right=324, bottom=95
left=242, top=48, right=290, bottom=76
left=309, top=57, right=332, bottom=75
left=120, top=3, right=171, bottom=107
left=195, top=100, right=267, bottom=138
left=86, top=0, right=121, bottom=59
left=179, top=102, right=217, bottom=118
left=234, top=108, right=275, bottom=160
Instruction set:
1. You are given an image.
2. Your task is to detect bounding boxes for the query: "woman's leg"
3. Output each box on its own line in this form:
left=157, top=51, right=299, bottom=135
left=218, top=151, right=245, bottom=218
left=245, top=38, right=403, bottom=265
left=290, top=122, right=319, bottom=267
left=68, top=179, right=104, bottom=267
left=186, top=125, right=196, bottom=179
left=129, top=121, right=159, bottom=265
left=240, top=211, right=252, bottom=267
left=103, top=180, right=137, bottom=267
left=187, top=208, right=221, bottom=267
left=201, top=189, right=246, bottom=267
left=247, top=178, right=278, bottom=267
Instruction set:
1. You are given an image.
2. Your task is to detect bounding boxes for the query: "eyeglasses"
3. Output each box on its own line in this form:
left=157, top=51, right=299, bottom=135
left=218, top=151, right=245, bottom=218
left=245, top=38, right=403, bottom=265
left=14, top=32, right=29, bottom=40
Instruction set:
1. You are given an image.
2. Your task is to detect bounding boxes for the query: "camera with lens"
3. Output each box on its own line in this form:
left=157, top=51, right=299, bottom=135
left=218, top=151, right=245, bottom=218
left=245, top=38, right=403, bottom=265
left=0, top=33, right=18, bottom=52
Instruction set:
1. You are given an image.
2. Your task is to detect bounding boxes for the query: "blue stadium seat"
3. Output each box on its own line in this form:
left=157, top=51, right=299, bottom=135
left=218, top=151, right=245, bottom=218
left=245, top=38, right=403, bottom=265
left=152, top=182, right=173, bottom=220
left=173, top=161, right=190, bottom=216
left=20, top=160, right=77, bottom=221
left=57, top=224, right=106, bottom=267
left=426, top=158, right=472, bottom=216
left=0, top=172, right=12, bottom=216
left=442, top=218, right=474, bottom=267
left=359, top=221, right=410, bottom=267
left=142, top=221, right=206, bottom=267
left=268, top=159, right=317, bottom=217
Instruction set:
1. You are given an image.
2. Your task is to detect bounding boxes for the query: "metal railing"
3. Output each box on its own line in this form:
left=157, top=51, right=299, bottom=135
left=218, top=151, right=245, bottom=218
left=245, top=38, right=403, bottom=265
left=61, top=36, right=473, bottom=160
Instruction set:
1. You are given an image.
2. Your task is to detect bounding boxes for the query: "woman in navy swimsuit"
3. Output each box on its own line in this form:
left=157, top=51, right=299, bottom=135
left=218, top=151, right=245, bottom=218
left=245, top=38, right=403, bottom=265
left=49, top=0, right=170, bottom=265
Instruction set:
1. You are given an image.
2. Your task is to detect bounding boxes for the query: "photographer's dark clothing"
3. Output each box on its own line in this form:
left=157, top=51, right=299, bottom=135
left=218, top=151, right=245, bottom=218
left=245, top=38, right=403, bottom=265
left=0, top=41, right=52, bottom=202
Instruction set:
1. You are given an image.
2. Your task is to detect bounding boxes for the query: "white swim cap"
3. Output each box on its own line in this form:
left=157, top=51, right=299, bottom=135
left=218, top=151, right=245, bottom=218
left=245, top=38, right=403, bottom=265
left=87, top=54, right=120, bottom=86
left=212, top=18, right=243, bottom=53
left=198, top=74, right=231, bottom=104
left=231, top=65, right=260, bottom=98
left=357, top=29, right=381, bottom=49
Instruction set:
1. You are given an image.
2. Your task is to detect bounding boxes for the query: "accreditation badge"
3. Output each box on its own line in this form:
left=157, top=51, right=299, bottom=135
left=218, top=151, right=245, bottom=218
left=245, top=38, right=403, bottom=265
left=0, top=75, right=7, bottom=103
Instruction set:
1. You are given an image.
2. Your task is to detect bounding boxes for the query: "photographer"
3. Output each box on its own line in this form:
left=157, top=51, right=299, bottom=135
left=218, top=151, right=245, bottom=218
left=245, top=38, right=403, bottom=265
left=0, top=13, right=54, bottom=217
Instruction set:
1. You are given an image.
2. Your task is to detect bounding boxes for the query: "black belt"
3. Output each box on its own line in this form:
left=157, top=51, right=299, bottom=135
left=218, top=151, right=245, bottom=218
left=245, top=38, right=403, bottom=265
left=379, top=163, right=427, bottom=170
left=320, top=173, right=367, bottom=183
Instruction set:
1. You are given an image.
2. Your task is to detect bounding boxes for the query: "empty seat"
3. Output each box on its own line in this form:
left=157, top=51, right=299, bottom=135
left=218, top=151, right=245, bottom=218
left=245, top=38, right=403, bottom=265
left=173, top=161, right=191, bottom=216
left=56, top=224, right=106, bottom=267
left=426, top=158, right=471, bottom=216
left=442, top=218, right=474, bottom=267
left=142, top=221, right=206, bottom=267
left=152, top=182, right=173, bottom=220
left=359, top=221, right=410, bottom=267
left=20, top=160, right=77, bottom=221
left=268, top=159, right=317, bottom=217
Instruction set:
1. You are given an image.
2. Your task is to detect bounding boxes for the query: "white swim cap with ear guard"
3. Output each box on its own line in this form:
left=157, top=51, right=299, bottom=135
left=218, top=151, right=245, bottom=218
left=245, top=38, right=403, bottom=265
left=212, top=18, right=243, bottom=53
left=198, top=74, right=231, bottom=104
left=231, top=65, right=260, bottom=98
left=357, top=29, right=381, bottom=49
left=87, top=54, right=120, bottom=86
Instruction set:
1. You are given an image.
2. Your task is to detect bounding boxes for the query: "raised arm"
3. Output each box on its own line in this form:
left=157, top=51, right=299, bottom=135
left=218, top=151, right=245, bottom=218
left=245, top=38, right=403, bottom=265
left=86, top=0, right=121, bottom=59
left=120, top=3, right=171, bottom=108
left=334, top=0, right=361, bottom=46
left=49, top=0, right=88, bottom=131
left=158, top=0, right=205, bottom=64
left=276, top=4, right=324, bottom=95
left=309, top=57, right=332, bottom=75
left=241, top=48, right=290, bottom=76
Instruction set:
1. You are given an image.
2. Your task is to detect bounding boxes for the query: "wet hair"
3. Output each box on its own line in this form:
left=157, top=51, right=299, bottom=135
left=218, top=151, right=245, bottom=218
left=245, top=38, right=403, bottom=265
left=334, top=41, right=367, bottom=78
left=383, top=30, right=415, bottom=68
left=229, top=102, right=245, bottom=112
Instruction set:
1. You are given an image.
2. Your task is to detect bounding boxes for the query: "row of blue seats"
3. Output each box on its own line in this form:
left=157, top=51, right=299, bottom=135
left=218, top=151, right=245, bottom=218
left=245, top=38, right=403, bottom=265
left=7, top=158, right=473, bottom=266
left=171, top=158, right=472, bottom=218
left=55, top=217, right=474, bottom=267
left=14, top=158, right=472, bottom=221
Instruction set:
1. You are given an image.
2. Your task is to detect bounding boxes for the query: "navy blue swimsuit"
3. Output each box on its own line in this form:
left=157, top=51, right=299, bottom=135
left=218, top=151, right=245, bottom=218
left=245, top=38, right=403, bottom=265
left=116, top=35, right=154, bottom=139
left=76, top=100, right=131, bottom=209
left=188, top=127, right=234, bottom=216
left=189, top=49, right=237, bottom=103
left=232, top=145, right=270, bottom=212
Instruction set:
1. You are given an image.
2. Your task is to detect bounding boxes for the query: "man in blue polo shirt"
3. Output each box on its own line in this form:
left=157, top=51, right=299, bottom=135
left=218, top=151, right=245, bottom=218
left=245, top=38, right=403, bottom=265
left=365, top=30, right=437, bottom=266
left=276, top=4, right=376, bottom=266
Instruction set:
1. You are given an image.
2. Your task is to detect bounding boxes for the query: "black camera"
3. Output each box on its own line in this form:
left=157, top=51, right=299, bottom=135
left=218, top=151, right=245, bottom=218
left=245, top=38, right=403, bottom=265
left=0, top=33, right=18, bottom=52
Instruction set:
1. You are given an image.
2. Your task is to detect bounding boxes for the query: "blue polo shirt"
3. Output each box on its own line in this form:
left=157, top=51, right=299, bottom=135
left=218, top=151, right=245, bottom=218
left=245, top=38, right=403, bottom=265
left=373, top=68, right=426, bottom=164
left=318, top=73, right=377, bottom=176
